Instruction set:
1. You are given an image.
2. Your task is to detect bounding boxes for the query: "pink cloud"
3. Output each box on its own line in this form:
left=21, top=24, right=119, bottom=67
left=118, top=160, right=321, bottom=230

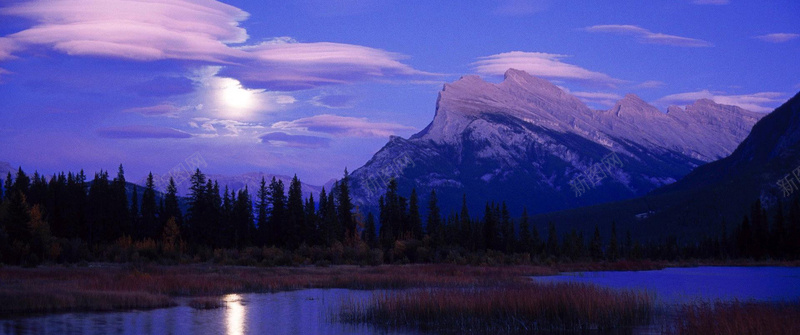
left=3, top=0, right=249, bottom=62
left=0, top=1, right=434, bottom=90
left=122, top=104, right=182, bottom=117
left=271, top=114, right=415, bottom=138
left=473, top=51, right=624, bottom=87
left=584, top=25, right=712, bottom=47
left=655, top=90, right=787, bottom=112
left=754, top=33, right=799, bottom=43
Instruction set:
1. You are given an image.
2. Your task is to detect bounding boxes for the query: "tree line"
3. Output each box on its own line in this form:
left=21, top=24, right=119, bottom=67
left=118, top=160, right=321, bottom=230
left=1, top=165, right=799, bottom=266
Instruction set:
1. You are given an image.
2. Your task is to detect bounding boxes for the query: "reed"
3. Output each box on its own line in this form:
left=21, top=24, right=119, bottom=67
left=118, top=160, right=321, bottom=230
left=339, top=282, right=654, bottom=332
left=671, top=300, right=800, bottom=335
left=0, top=264, right=556, bottom=314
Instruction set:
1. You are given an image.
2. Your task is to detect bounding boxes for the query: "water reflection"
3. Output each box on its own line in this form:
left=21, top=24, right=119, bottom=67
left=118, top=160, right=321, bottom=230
left=224, top=294, right=245, bottom=335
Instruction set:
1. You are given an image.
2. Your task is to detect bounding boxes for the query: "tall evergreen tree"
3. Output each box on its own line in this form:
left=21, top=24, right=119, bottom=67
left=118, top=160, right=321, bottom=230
left=364, top=212, right=378, bottom=248
left=256, top=177, right=268, bottom=245
left=408, top=189, right=422, bottom=239
left=590, top=225, right=603, bottom=261
left=518, top=207, right=532, bottom=254
left=163, top=177, right=182, bottom=230
left=112, top=165, right=131, bottom=237
left=267, top=177, right=287, bottom=246
left=141, top=173, right=158, bottom=239
left=287, top=175, right=305, bottom=247
left=546, top=222, right=559, bottom=257
left=130, top=186, right=140, bottom=238
left=500, top=202, right=513, bottom=253
left=608, top=222, right=619, bottom=261
left=336, top=169, right=355, bottom=241
left=426, top=190, right=441, bottom=246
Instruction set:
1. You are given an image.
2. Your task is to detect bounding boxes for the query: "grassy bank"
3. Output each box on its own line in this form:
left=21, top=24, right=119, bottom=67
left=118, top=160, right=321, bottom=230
left=670, top=301, right=800, bottom=335
left=0, top=263, right=557, bottom=315
left=338, top=283, right=654, bottom=333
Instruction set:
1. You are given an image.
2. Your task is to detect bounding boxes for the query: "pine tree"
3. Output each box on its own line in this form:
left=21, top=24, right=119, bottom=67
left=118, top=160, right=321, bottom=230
left=287, top=175, right=305, bottom=247
left=130, top=186, right=140, bottom=238
left=459, top=194, right=472, bottom=250
left=546, top=222, right=559, bottom=257
left=608, top=222, right=619, bottom=261
left=518, top=207, right=532, bottom=253
left=426, top=190, right=441, bottom=246
left=112, top=165, right=131, bottom=237
left=336, top=169, right=355, bottom=241
left=163, top=177, right=182, bottom=232
left=267, top=177, right=287, bottom=246
left=364, top=212, right=378, bottom=248
left=304, top=193, right=318, bottom=245
left=141, top=173, right=158, bottom=239
left=408, top=189, right=422, bottom=240
left=256, top=177, right=268, bottom=245
left=590, top=225, right=603, bottom=261
left=232, top=187, right=254, bottom=248
left=501, top=202, right=513, bottom=253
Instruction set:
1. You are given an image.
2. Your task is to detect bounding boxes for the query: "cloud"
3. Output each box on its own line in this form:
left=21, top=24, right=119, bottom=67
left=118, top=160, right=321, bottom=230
left=493, top=0, right=547, bottom=16
left=754, top=33, right=799, bottom=43
left=189, top=118, right=265, bottom=137
left=123, top=104, right=184, bottom=117
left=310, top=94, right=357, bottom=109
left=259, top=132, right=330, bottom=148
left=691, top=0, right=729, bottom=4
left=191, top=66, right=296, bottom=120
left=271, top=114, right=415, bottom=138
left=584, top=25, right=713, bottom=47
left=2, top=0, right=249, bottom=62
left=130, top=76, right=195, bottom=97
left=0, top=1, right=433, bottom=90
left=655, top=90, right=786, bottom=112
left=96, top=125, right=192, bottom=139
left=221, top=38, right=436, bottom=91
left=571, top=91, right=623, bottom=107
left=473, top=51, right=624, bottom=87
left=635, top=80, right=666, bottom=89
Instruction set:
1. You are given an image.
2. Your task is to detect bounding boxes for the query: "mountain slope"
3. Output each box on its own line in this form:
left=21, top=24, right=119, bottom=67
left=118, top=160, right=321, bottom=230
left=349, top=69, right=762, bottom=215
left=532, top=91, right=800, bottom=241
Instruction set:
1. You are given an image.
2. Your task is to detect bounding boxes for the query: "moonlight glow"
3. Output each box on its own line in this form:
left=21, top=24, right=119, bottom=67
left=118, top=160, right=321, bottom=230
left=218, top=78, right=259, bottom=116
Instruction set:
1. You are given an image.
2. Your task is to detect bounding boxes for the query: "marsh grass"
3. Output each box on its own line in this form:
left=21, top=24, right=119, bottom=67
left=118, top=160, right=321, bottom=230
left=0, top=264, right=556, bottom=315
left=671, top=300, right=800, bottom=335
left=338, top=283, right=654, bottom=333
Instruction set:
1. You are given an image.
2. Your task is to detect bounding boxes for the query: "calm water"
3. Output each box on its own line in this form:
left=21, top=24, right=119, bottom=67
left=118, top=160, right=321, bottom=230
left=2, top=267, right=799, bottom=334
left=0, top=289, right=416, bottom=335
left=534, top=266, right=800, bottom=305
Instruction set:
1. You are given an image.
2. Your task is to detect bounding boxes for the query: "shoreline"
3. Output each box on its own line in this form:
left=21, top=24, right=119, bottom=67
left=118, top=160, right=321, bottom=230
left=1, top=260, right=798, bottom=317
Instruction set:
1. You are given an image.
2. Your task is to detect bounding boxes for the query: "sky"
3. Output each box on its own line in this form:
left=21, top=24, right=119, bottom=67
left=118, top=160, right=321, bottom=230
left=0, top=0, right=798, bottom=188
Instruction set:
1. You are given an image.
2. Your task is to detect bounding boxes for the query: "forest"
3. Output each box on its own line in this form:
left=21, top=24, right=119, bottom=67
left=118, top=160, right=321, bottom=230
left=1, top=165, right=799, bottom=266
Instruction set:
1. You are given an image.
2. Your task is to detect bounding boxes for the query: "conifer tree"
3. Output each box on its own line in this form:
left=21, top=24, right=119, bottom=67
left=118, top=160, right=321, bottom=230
left=141, top=173, right=158, bottom=239
left=426, top=190, right=441, bottom=246
left=336, top=169, right=354, bottom=241
left=408, top=189, right=422, bottom=239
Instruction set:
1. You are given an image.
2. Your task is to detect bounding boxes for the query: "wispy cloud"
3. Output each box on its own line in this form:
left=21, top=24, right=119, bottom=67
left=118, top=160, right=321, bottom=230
left=122, top=104, right=188, bottom=118
left=96, top=125, right=192, bottom=139
left=754, top=33, right=799, bottom=43
left=259, top=132, right=330, bottom=148
left=571, top=91, right=623, bottom=107
left=635, top=80, right=666, bottom=89
left=189, top=118, right=265, bottom=137
left=0, top=1, right=434, bottom=90
left=222, top=38, right=436, bottom=91
left=130, top=76, right=195, bottom=97
left=473, top=51, right=624, bottom=88
left=272, top=114, right=415, bottom=138
left=2, top=0, right=249, bottom=62
left=655, top=90, right=786, bottom=112
left=584, top=25, right=713, bottom=47
left=310, top=94, right=357, bottom=109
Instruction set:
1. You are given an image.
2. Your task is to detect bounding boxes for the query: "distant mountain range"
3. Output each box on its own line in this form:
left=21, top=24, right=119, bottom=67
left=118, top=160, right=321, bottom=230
left=348, top=69, right=763, bottom=216
left=532, top=91, right=800, bottom=241
left=141, top=172, right=333, bottom=199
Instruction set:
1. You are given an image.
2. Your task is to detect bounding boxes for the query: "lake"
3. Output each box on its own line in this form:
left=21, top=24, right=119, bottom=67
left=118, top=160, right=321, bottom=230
left=2, top=266, right=798, bottom=334
left=533, top=266, right=800, bottom=305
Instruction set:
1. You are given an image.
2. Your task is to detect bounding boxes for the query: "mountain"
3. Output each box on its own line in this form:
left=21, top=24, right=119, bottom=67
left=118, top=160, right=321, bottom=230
left=349, top=69, right=762, bottom=216
left=0, top=161, right=14, bottom=180
left=142, top=172, right=331, bottom=199
left=531, top=91, right=800, bottom=241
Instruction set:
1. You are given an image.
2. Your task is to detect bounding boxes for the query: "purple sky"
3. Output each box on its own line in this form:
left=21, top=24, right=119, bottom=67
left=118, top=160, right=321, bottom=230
left=0, top=0, right=798, bottom=185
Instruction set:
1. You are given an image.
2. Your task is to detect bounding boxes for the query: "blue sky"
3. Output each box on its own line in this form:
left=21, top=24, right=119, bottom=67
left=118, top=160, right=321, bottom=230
left=0, top=0, right=798, bottom=188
